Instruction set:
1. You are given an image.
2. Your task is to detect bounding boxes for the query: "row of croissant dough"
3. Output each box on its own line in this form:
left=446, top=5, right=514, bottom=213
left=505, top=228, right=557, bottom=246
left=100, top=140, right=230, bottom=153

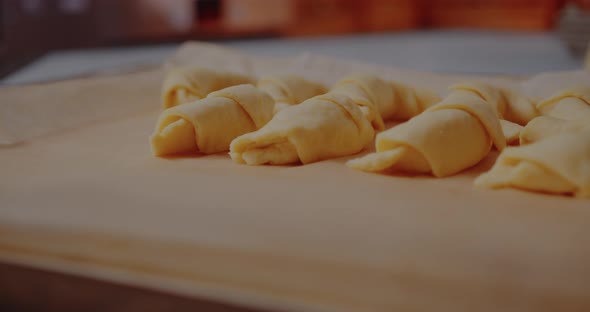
left=150, top=67, right=590, bottom=198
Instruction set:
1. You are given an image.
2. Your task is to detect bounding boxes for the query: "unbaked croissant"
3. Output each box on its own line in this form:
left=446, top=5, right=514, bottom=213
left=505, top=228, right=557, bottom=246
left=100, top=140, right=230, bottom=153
left=501, top=89, right=539, bottom=126
left=230, top=93, right=374, bottom=165
left=151, top=84, right=273, bottom=156
left=451, top=82, right=538, bottom=126
left=475, top=131, right=590, bottom=198
left=161, top=67, right=253, bottom=109
left=328, top=74, right=441, bottom=130
left=229, top=75, right=400, bottom=165
left=329, top=74, right=394, bottom=131
left=500, top=120, right=523, bottom=145
left=535, top=86, right=590, bottom=121
left=347, top=89, right=505, bottom=177
left=520, top=116, right=590, bottom=145
left=387, top=82, right=442, bottom=121
left=257, top=75, right=327, bottom=114
left=450, top=82, right=538, bottom=144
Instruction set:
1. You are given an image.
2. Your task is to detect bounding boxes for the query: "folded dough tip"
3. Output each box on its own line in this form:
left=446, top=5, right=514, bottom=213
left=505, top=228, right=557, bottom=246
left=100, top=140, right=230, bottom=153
left=347, top=145, right=432, bottom=175
left=537, top=85, right=590, bottom=109
left=161, top=67, right=254, bottom=109
left=475, top=131, right=590, bottom=198
left=241, top=141, right=300, bottom=166
left=475, top=161, right=577, bottom=196
left=150, top=117, right=197, bottom=156
left=230, top=94, right=374, bottom=166
left=346, top=148, right=405, bottom=172
left=500, top=120, right=523, bottom=145
left=449, top=82, right=507, bottom=114
left=230, top=135, right=300, bottom=166
left=331, top=74, right=391, bottom=129
left=520, top=116, right=590, bottom=145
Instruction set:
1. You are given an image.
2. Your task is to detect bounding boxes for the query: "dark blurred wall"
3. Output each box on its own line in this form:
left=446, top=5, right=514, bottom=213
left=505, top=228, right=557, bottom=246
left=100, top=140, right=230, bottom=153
left=3, top=0, right=98, bottom=49
left=1, top=0, right=100, bottom=76
left=1, top=0, right=196, bottom=54
left=0, top=0, right=572, bottom=76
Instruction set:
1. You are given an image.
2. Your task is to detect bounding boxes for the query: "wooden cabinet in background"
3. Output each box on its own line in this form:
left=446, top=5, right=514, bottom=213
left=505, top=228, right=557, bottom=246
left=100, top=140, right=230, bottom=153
left=426, top=0, right=563, bottom=30
left=362, top=0, right=421, bottom=32
left=282, top=0, right=420, bottom=36
left=280, top=0, right=561, bottom=36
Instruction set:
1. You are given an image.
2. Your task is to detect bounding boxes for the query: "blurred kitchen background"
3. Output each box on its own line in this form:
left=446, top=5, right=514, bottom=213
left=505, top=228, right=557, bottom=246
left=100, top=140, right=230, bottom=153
left=2, top=0, right=590, bottom=82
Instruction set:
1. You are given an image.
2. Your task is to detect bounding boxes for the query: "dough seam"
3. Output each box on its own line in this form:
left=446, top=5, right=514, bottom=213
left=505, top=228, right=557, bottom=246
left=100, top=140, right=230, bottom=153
left=271, top=79, right=296, bottom=104
left=507, top=157, right=579, bottom=192
left=480, top=157, right=578, bottom=195
left=427, top=104, right=503, bottom=151
left=340, top=79, right=377, bottom=107
left=258, top=80, right=289, bottom=103
left=537, top=94, right=590, bottom=111
left=451, top=85, right=507, bottom=116
left=214, top=95, right=258, bottom=131
left=380, top=140, right=431, bottom=174
left=414, top=91, right=425, bottom=114
left=319, top=97, right=362, bottom=132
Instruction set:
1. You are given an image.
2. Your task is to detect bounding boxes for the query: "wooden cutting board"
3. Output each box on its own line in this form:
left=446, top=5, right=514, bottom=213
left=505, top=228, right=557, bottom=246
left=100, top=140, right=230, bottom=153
left=1, top=42, right=589, bottom=312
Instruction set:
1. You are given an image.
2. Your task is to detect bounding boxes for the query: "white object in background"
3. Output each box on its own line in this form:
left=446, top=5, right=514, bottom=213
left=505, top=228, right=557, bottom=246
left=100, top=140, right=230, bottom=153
left=58, top=0, right=91, bottom=14
left=224, top=0, right=292, bottom=30
left=21, top=0, right=43, bottom=15
left=3, top=32, right=583, bottom=85
left=520, top=70, right=590, bottom=99
left=144, top=0, right=194, bottom=32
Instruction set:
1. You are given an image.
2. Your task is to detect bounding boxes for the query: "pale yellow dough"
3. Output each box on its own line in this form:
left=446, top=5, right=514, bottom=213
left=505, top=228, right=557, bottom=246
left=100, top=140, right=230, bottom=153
left=330, top=74, right=394, bottom=131
left=161, top=67, right=253, bottom=109
left=230, top=93, right=374, bottom=165
left=347, top=90, right=505, bottom=177
left=388, top=82, right=441, bottom=121
left=151, top=84, right=273, bottom=156
left=451, top=82, right=538, bottom=125
left=520, top=116, right=590, bottom=144
left=229, top=74, right=399, bottom=165
left=500, top=120, right=523, bottom=145
left=449, top=82, right=538, bottom=144
left=501, top=89, right=539, bottom=126
left=257, top=75, right=327, bottom=114
left=328, top=74, right=441, bottom=131
left=475, top=131, right=590, bottom=198
left=536, top=86, right=590, bottom=120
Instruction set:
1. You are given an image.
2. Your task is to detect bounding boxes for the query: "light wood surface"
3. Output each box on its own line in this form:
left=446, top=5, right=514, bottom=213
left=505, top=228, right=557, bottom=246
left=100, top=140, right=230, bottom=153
left=1, top=43, right=590, bottom=312
left=0, top=261, right=266, bottom=312
left=2, top=106, right=590, bottom=311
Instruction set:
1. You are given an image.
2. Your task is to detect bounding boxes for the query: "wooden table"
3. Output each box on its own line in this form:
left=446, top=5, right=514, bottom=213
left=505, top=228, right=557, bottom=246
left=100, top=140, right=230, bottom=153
left=0, top=262, right=266, bottom=312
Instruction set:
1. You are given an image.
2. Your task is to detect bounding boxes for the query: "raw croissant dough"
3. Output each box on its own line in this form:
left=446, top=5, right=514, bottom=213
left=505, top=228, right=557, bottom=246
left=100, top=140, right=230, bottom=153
left=347, top=89, right=505, bottom=177
left=161, top=67, right=253, bottom=109
left=450, top=82, right=536, bottom=144
left=229, top=75, right=397, bottom=165
left=388, top=82, right=441, bottom=121
left=329, top=74, right=394, bottom=131
left=475, top=131, right=590, bottom=198
left=536, top=86, right=590, bottom=120
left=230, top=93, right=374, bottom=165
left=451, top=82, right=538, bottom=125
left=257, top=75, right=327, bottom=114
left=500, top=120, right=523, bottom=145
left=329, top=75, right=441, bottom=130
left=520, top=116, right=590, bottom=144
left=151, top=84, right=274, bottom=156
